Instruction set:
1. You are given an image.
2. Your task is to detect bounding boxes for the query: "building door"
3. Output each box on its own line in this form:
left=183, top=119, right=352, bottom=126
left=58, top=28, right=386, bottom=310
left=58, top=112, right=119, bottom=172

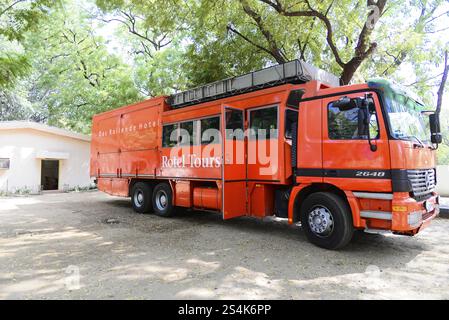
left=41, top=160, right=59, bottom=190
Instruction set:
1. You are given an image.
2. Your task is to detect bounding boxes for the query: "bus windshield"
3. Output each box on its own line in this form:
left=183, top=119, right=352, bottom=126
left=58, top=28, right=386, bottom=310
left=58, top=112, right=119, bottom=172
left=384, top=93, right=429, bottom=143
left=369, top=79, right=430, bottom=144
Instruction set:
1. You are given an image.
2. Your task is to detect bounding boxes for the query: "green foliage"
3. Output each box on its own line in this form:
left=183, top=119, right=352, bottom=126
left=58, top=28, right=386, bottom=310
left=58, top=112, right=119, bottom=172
left=0, top=1, right=58, bottom=87
left=0, top=50, right=29, bottom=87
left=19, top=1, right=141, bottom=133
left=181, top=0, right=269, bottom=86
left=0, top=87, right=29, bottom=120
left=0, top=0, right=56, bottom=41
left=133, top=46, right=188, bottom=96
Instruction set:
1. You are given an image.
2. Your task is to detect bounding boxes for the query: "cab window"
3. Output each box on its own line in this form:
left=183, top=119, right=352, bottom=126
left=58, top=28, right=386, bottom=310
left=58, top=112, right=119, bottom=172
left=328, top=100, right=379, bottom=140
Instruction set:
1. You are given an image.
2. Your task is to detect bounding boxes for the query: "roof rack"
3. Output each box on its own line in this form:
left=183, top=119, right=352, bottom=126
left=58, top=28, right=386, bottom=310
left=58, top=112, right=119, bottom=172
left=167, top=60, right=340, bottom=108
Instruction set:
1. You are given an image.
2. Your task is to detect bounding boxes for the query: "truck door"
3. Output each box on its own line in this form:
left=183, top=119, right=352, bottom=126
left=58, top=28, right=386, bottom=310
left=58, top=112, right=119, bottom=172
left=322, top=92, right=392, bottom=191
left=222, top=105, right=247, bottom=219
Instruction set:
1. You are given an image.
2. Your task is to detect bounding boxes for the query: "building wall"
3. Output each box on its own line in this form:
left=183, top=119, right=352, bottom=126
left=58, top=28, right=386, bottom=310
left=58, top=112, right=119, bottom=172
left=0, top=129, right=91, bottom=193
left=436, top=165, right=449, bottom=197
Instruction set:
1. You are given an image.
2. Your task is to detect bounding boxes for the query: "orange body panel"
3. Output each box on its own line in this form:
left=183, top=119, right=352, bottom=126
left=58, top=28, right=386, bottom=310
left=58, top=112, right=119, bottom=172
left=247, top=139, right=281, bottom=181
left=174, top=181, right=192, bottom=208
left=320, top=91, right=392, bottom=192
left=97, top=178, right=112, bottom=194
left=248, top=183, right=274, bottom=217
left=344, top=191, right=366, bottom=229
left=389, top=140, right=436, bottom=169
left=112, top=179, right=130, bottom=197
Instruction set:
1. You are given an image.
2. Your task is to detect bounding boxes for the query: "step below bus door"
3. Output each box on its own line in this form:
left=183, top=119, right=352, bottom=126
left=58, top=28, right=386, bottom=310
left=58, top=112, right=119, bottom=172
left=221, top=105, right=247, bottom=219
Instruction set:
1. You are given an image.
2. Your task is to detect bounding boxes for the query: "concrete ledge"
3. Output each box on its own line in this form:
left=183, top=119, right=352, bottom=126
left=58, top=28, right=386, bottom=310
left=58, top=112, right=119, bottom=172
left=440, top=205, right=449, bottom=216
left=437, top=165, right=449, bottom=197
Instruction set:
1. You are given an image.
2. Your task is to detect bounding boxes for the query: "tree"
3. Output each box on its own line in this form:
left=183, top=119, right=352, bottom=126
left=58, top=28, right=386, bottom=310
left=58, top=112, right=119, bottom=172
left=20, top=0, right=141, bottom=133
left=0, top=49, right=29, bottom=88
left=199, top=0, right=388, bottom=84
left=94, top=0, right=193, bottom=95
left=0, top=88, right=27, bottom=120
left=0, top=0, right=56, bottom=87
left=231, top=0, right=449, bottom=86
left=93, top=0, right=449, bottom=89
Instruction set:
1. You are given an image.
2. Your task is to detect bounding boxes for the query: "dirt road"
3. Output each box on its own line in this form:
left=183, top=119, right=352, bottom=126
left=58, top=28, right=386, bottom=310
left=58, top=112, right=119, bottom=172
left=0, top=191, right=448, bottom=299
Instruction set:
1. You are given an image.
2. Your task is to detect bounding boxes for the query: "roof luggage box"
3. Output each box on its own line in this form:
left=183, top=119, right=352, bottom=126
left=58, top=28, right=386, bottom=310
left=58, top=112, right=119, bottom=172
left=168, top=60, right=340, bottom=108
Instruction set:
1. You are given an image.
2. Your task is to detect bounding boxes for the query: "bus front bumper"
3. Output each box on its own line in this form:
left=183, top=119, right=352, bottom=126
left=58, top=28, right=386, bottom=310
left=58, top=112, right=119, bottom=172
left=391, top=194, right=439, bottom=235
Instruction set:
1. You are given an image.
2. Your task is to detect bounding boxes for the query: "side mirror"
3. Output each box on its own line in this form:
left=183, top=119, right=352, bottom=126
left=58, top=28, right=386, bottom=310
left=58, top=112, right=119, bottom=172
left=358, top=94, right=377, bottom=152
left=429, top=113, right=442, bottom=144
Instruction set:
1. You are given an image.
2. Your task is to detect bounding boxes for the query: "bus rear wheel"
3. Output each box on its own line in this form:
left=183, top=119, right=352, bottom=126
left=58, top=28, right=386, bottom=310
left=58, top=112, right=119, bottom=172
left=300, top=192, right=354, bottom=250
left=152, top=182, right=175, bottom=217
left=131, top=182, right=153, bottom=214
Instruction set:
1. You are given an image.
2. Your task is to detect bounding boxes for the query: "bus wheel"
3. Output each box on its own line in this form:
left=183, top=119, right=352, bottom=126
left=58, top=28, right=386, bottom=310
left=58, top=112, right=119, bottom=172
left=152, top=183, right=175, bottom=217
left=131, top=182, right=153, bottom=214
left=300, top=192, right=353, bottom=250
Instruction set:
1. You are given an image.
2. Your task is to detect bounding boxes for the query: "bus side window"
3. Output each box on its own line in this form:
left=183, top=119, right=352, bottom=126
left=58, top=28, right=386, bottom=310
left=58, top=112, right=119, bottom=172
left=162, top=123, right=179, bottom=147
left=180, top=121, right=194, bottom=146
left=201, top=116, right=220, bottom=145
left=285, top=109, right=298, bottom=139
left=249, top=106, right=278, bottom=140
left=225, top=109, right=244, bottom=140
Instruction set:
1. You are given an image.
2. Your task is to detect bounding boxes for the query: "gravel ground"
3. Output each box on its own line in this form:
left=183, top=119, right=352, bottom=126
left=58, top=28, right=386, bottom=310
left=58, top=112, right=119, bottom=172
left=0, top=191, right=448, bottom=300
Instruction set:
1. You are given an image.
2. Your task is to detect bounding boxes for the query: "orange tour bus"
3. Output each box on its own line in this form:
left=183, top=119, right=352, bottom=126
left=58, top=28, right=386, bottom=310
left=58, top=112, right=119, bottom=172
left=90, top=60, right=441, bottom=249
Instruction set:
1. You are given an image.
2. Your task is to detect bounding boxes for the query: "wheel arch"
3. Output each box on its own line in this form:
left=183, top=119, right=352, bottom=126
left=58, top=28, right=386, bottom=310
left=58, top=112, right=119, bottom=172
left=291, top=183, right=351, bottom=223
left=129, top=178, right=158, bottom=196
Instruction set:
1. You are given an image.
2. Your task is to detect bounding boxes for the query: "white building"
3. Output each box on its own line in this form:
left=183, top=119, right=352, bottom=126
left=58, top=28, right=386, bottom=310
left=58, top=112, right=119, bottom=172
left=437, top=165, right=449, bottom=197
left=0, top=121, right=91, bottom=194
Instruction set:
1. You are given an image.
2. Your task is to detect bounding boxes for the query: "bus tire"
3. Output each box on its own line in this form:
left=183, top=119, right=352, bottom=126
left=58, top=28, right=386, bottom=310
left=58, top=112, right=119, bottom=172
left=131, top=182, right=153, bottom=214
left=300, top=192, right=354, bottom=250
left=152, top=182, right=175, bottom=217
